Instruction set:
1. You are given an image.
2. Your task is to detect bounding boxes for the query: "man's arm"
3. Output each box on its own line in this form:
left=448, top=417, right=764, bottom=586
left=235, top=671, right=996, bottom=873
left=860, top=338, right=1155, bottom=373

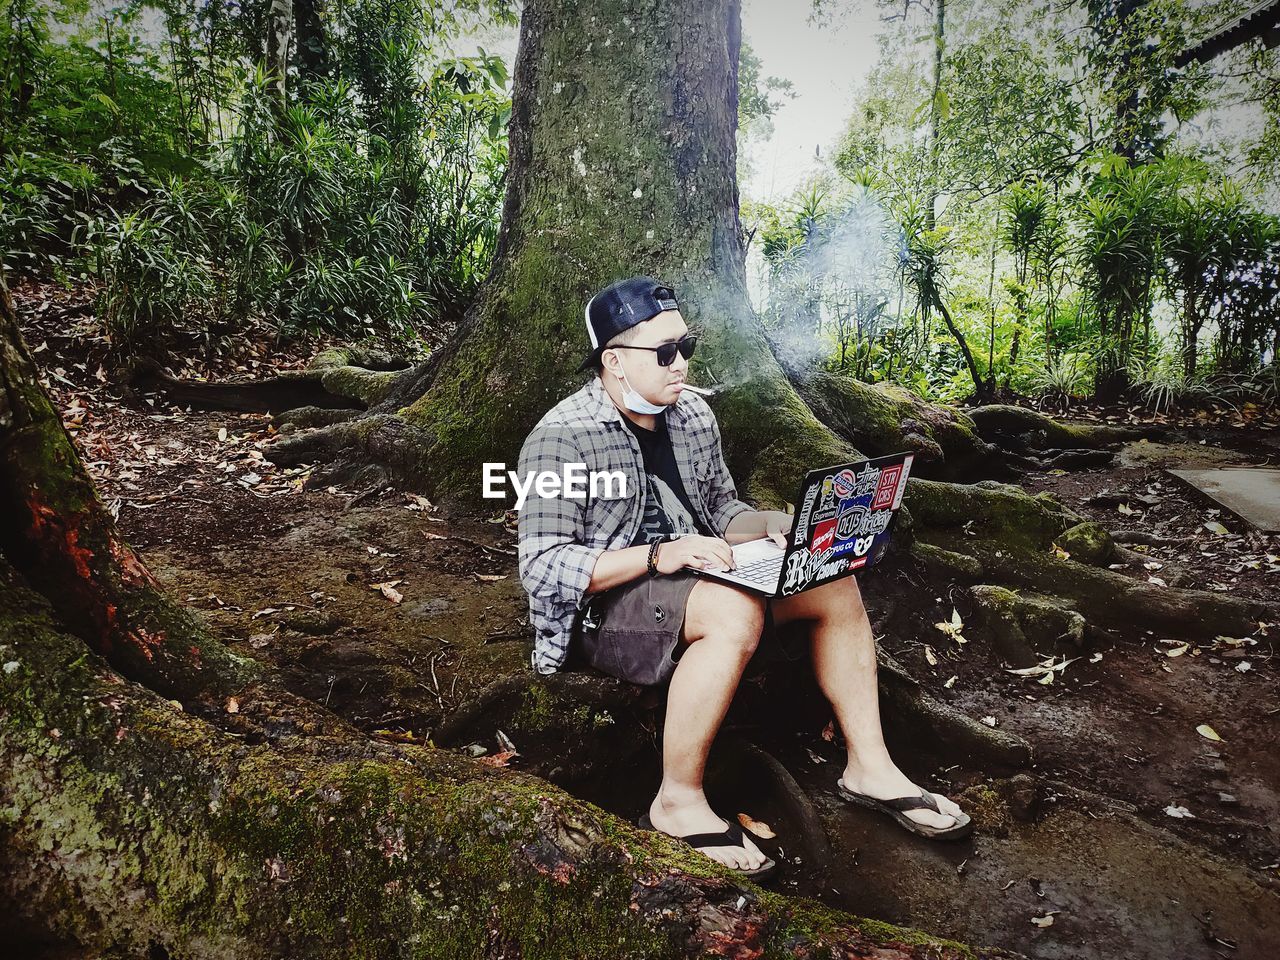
left=516, top=426, right=606, bottom=610
left=585, top=544, right=652, bottom=593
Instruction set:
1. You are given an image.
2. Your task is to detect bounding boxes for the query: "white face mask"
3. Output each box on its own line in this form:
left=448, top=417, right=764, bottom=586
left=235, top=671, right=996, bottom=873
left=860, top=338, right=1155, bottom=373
left=612, top=354, right=669, bottom=415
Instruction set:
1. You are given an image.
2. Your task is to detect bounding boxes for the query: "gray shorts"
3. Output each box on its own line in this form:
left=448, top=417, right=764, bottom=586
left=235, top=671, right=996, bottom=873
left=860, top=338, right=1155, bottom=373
left=569, top=572, right=803, bottom=687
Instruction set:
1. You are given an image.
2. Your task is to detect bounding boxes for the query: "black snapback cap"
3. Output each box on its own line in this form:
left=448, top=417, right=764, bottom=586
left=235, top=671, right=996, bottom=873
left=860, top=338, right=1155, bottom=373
left=579, top=276, right=680, bottom=372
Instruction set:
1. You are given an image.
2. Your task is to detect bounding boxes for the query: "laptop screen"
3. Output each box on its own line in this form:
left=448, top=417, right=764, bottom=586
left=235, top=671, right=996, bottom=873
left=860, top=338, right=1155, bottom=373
left=780, top=452, right=914, bottom=597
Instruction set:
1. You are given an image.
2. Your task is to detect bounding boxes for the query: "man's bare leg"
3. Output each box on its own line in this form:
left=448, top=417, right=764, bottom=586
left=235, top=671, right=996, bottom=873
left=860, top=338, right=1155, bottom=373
left=647, top=579, right=770, bottom=871
left=772, top=577, right=965, bottom=829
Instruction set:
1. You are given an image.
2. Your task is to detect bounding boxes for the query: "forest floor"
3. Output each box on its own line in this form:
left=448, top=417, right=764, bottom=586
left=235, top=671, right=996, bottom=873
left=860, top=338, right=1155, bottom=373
left=13, top=280, right=1280, bottom=960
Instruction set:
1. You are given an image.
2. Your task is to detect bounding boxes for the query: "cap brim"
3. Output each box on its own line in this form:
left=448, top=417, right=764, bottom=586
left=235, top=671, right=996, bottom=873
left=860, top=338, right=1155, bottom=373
left=577, top=348, right=602, bottom=372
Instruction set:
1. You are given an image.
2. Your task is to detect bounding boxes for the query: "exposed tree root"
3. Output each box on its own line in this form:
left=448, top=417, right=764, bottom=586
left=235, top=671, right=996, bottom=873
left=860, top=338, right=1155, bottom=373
left=719, top=739, right=835, bottom=874
left=964, top=404, right=1155, bottom=451
left=1, top=564, right=998, bottom=959
left=131, top=347, right=413, bottom=415
left=969, top=585, right=1086, bottom=667
left=877, top=650, right=1034, bottom=769
left=2, top=287, right=248, bottom=699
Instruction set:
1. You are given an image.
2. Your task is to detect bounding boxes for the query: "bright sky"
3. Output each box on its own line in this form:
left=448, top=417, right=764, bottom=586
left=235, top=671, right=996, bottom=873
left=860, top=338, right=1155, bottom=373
left=738, top=0, right=880, bottom=203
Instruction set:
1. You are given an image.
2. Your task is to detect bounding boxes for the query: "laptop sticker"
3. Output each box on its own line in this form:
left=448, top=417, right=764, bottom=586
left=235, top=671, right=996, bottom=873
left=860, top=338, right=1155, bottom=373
left=810, top=517, right=837, bottom=554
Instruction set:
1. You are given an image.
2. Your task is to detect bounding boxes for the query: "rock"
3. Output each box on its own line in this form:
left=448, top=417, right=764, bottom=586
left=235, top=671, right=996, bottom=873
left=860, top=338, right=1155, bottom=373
left=1055, top=521, right=1115, bottom=566
left=279, top=609, right=348, bottom=635
left=1004, top=773, right=1041, bottom=822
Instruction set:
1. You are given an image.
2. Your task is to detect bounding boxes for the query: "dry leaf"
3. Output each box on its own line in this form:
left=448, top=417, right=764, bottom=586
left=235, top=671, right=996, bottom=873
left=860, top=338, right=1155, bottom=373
left=1196, top=723, right=1223, bottom=742
left=475, top=573, right=508, bottom=582
left=737, top=813, right=777, bottom=839
left=980, top=716, right=998, bottom=728
left=1164, top=643, right=1190, bottom=658
left=496, top=729, right=519, bottom=755
left=370, top=581, right=404, bottom=603
left=1030, top=914, right=1055, bottom=928
left=944, top=675, right=958, bottom=689
left=225, top=697, right=240, bottom=714
left=1164, top=804, right=1195, bottom=819
left=1204, top=520, right=1230, bottom=536
left=820, top=720, right=836, bottom=742
left=217, top=427, right=228, bottom=442
left=925, top=645, right=939, bottom=666
left=476, top=750, right=517, bottom=768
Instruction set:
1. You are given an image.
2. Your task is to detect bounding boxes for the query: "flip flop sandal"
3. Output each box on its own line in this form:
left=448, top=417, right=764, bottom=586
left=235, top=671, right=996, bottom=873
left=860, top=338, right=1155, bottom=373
left=836, top=779, right=973, bottom=841
left=637, top=813, right=779, bottom=880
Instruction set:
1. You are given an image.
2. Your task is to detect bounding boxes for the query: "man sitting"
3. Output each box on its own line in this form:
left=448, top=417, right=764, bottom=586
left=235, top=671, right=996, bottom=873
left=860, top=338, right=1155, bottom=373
left=516, top=277, right=970, bottom=878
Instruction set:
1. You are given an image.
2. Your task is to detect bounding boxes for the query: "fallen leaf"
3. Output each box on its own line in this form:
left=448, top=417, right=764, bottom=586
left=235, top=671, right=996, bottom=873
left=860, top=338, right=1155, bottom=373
left=225, top=697, right=240, bottom=714
left=944, top=675, right=958, bottom=689
left=1196, top=723, right=1223, bottom=742
left=371, top=582, right=403, bottom=603
left=1203, top=520, right=1230, bottom=536
left=925, top=645, right=938, bottom=666
left=475, top=573, right=508, bottom=582
left=1164, top=804, right=1195, bottom=819
left=217, top=427, right=228, bottom=442
left=1235, top=661, right=1252, bottom=674
left=1164, top=643, right=1190, bottom=658
left=496, top=729, right=519, bottom=755
left=1030, top=914, right=1055, bottom=928
left=980, top=716, right=998, bottom=728
left=737, top=813, right=777, bottom=839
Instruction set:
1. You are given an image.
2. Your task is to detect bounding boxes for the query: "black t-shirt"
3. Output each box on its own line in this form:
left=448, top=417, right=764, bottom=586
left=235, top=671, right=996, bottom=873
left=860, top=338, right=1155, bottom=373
left=623, top=411, right=712, bottom=547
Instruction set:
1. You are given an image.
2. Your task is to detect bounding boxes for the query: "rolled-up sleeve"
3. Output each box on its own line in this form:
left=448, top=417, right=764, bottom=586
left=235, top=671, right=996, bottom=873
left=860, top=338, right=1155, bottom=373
left=516, top=424, right=606, bottom=609
left=702, top=413, right=755, bottom=537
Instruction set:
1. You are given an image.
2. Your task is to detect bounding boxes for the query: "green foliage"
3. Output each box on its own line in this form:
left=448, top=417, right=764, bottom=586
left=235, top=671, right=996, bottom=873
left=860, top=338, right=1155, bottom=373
left=2, top=0, right=512, bottom=357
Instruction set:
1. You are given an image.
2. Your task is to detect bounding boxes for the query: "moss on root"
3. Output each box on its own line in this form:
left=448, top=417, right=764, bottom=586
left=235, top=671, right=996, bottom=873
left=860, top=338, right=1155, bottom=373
left=2, top=562, right=999, bottom=959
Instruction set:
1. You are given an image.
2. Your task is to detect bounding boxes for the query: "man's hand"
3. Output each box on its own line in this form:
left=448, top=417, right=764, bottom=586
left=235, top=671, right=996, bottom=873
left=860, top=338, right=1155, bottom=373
left=656, top=535, right=736, bottom=574
left=724, top=509, right=795, bottom=547
left=761, top=510, right=794, bottom=548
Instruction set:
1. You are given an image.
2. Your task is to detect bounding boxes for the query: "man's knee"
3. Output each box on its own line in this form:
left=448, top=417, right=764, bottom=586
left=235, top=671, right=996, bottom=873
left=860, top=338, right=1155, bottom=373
left=683, top=580, right=766, bottom=652
left=774, top=573, right=865, bottom=625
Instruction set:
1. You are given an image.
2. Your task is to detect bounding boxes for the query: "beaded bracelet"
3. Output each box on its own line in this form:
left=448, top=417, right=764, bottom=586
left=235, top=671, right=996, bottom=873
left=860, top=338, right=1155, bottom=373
left=646, top=538, right=662, bottom=577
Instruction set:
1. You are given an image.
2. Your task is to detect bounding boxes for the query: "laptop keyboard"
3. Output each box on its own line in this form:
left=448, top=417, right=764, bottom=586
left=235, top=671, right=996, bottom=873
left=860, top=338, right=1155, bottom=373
left=731, top=553, right=784, bottom=585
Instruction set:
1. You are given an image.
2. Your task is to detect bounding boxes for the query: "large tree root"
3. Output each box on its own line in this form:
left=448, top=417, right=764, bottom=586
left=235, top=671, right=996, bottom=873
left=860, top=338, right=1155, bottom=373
left=902, top=479, right=1277, bottom=645
left=0, top=567, right=1006, bottom=960
left=963, top=404, right=1157, bottom=452
left=131, top=347, right=413, bottom=415
left=2, top=288, right=248, bottom=700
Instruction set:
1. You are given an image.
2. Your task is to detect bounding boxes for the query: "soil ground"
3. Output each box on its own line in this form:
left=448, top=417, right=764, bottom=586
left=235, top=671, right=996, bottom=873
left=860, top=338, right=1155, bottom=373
left=12, top=281, right=1280, bottom=959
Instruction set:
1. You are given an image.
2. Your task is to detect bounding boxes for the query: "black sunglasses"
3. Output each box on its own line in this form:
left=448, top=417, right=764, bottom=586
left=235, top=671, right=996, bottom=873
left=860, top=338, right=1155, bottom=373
left=610, top=334, right=698, bottom=367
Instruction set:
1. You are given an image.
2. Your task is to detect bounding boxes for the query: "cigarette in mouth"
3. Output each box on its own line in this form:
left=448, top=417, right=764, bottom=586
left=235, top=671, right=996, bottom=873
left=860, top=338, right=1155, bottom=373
left=679, top=383, right=715, bottom=395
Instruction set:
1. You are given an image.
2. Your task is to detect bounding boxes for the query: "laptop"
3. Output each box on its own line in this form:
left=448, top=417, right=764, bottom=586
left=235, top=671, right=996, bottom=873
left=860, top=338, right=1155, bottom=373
left=693, top=452, right=914, bottom=598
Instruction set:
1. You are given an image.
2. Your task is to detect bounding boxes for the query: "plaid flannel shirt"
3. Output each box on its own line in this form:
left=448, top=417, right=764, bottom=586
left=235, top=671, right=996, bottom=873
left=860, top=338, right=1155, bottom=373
left=517, top=375, right=755, bottom=674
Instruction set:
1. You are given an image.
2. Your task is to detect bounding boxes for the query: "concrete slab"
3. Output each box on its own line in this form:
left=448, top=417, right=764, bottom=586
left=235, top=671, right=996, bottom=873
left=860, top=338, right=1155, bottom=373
left=1167, top=467, right=1280, bottom=532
